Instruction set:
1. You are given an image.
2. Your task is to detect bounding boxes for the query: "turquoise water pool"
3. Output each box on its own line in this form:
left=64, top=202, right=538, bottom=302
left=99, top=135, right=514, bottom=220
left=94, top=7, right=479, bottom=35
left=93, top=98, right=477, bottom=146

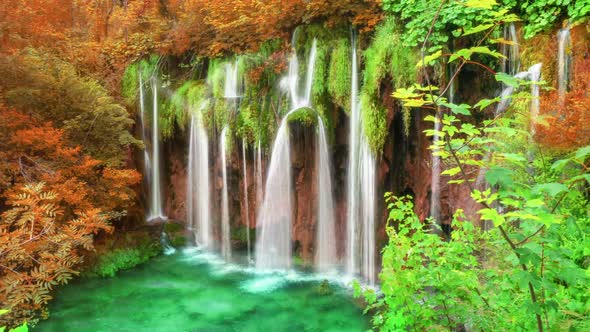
left=35, top=248, right=369, bottom=331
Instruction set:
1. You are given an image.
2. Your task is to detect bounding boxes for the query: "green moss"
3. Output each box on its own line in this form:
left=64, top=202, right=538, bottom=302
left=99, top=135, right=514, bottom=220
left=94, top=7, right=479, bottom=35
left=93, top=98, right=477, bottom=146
left=84, top=242, right=162, bottom=278
left=287, top=106, right=316, bottom=126
left=207, top=58, right=226, bottom=99
left=360, top=91, right=387, bottom=153
left=328, top=37, right=352, bottom=111
left=361, top=17, right=419, bottom=153
left=121, top=62, right=139, bottom=106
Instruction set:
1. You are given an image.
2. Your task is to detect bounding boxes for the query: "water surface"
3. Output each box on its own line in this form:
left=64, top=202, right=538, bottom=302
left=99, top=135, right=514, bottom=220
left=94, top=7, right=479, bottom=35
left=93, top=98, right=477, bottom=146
left=36, top=249, right=369, bottom=331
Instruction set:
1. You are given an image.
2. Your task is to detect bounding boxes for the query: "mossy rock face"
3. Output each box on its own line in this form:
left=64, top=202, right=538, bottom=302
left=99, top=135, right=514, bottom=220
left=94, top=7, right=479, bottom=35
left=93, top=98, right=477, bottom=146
left=359, top=16, right=419, bottom=153
left=286, top=106, right=317, bottom=126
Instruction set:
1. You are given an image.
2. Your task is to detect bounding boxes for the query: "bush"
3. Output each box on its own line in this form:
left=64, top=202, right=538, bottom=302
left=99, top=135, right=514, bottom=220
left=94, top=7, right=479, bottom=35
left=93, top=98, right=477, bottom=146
left=84, top=243, right=162, bottom=278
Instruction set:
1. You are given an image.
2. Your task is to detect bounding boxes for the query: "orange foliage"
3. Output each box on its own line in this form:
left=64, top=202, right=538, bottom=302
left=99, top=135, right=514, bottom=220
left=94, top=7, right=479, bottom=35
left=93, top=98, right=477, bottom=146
left=0, top=102, right=140, bottom=215
left=1, top=0, right=382, bottom=81
left=537, top=56, right=590, bottom=150
left=0, top=183, right=112, bottom=326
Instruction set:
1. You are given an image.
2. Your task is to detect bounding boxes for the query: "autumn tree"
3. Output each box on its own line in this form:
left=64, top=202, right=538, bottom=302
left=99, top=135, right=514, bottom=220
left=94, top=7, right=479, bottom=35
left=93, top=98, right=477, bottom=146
left=0, top=183, right=112, bottom=327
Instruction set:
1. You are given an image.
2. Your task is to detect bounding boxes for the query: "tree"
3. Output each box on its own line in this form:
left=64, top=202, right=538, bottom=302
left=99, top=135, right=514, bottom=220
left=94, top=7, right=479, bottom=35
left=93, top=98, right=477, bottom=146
left=0, top=183, right=112, bottom=327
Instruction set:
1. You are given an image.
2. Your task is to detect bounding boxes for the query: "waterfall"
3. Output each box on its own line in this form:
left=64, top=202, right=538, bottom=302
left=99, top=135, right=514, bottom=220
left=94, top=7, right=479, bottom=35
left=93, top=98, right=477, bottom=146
left=255, top=38, right=318, bottom=270
left=242, top=139, right=252, bottom=264
left=496, top=71, right=531, bottom=114
left=148, top=77, right=166, bottom=221
left=315, top=117, right=337, bottom=272
left=500, top=23, right=520, bottom=76
left=255, top=141, right=264, bottom=210
left=220, top=126, right=231, bottom=260
left=430, top=109, right=442, bottom=224
left=255, top=111, right=295, bottom=270
left=476, top=63, right=543, bottom=193
left=286, top=39, right=317, bottom=109
left=346, top=32, right=376, bottom=285
left=529, top=63, right=542, bottom=136
left=187, top=110, right=212, bottom=248
left=224, top=61, right=241, bottom=99
left=138, top=70, right=151, bottom=192
left=557, top=27, right=571, bottom=100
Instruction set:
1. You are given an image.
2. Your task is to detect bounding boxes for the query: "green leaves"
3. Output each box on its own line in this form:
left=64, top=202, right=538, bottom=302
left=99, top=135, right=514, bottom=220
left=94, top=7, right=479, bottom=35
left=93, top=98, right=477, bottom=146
left=495, top=72, right=520, bottom=87
left=485, top=166, right=514, bottom=187
left=449, top=46, right=505, bottom=63
left=533, top=183, right=569, bottom=198
left=465, top=0, right=498, bottom=10
left=416, top=50, right=442, bottom=68
left=441, top=102, right=472, bottom=115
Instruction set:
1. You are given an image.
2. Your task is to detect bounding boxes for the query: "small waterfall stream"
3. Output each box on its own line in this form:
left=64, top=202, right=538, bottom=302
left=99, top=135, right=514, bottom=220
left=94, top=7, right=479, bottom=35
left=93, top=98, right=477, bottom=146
left=557, top=27, right=571, bottom=100
left=242, top=139, right=252, bottom=264
left=138, top=70, right=151, bottom=194
left=529, top=63, right=542, bottom=136
left=187, top=109, right=212, bottom=248
left=224, top=61, right=241, bottom=99
left=255, top=141, right=264, bottom=211
left=255, top=112, right=294, bottom=270
left=148, top=77, right=166, bottom=221
left=315, top=117, right=337, bottom=272
left=220, top=126, right=231, bottom=260
left=500, top=23, right=520, bottom=76
left=255, top=38, right=319, bottom=270
left=346, top=32, right=376, bottom=285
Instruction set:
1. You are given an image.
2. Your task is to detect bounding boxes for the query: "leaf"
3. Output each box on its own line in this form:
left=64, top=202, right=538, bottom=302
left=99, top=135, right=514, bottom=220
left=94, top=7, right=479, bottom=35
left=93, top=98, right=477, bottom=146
left=489, top=37, right=517, bottom=45
left=479, top=208, right=505, bottom=226
left=442, top=167, right=462, bottom=177
left=533, top=183, right=568, bottom=197
left=462, top=23, right=494, bottom=36
left=485, top=166, right=514, bottom=187
left=473, top=98, right=498, bottom=110
left=441, top=102, right=471, bottom=115
left=495, top=73, right=520, bottom=87
left=416, top=50, right=442, bottom=68
left=574, top=145, right=590, bottom=160
left=464, top=0, right=498, bottom=9
left=11, top=324, right=28, bottom=332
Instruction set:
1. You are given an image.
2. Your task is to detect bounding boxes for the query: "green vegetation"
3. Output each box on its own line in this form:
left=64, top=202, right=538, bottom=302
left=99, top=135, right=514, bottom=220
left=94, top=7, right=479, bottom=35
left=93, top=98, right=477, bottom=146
left=504, top=0, right=590, bottom=38
left=0, top=50, right=142, bottom=167
left=0, top=310, right=28, bottom=332
left=361, top=17, right=418, bottom=151
left=84, top=242, right=162, bottom=278
left=383, top=0, right=590, bottom=47
left=363, top=1, right=590, bottom=330
left=328, top=38, right=351, bottom=111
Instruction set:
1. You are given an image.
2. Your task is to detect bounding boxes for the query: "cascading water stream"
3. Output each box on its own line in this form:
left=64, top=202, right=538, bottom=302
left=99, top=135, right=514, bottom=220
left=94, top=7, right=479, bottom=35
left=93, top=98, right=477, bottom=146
left=187, top=108, right=212, bottom=248
left=315, top=117, right=337, bottom=272
left=220, top=126, right=231, bottom=260
left=148, top=77, right=166, bottom=221
left=224, top=61, right=241, bottom=99
left=346, top=32, right=376, bottom=285
left=557, top=27, right=571, bottom=101
left=500, top=23, right=520, bottom=76
left=138, top=70, right=151, bottom=191
left=255, top=111, right=295, bottom=270
left=255, top=141, right=264, bottom=210
left=242, top=139, right=252, bottom=264
left=286, top=39, right=317, bottom=109
left=256, top=38, right=318, bottom=270
left=529, top=63, right=542, bottom=136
